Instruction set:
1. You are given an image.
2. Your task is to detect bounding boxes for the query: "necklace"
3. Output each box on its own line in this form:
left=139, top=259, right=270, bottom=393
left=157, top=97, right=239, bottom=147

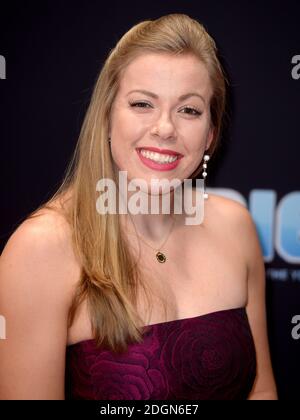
left=129, top=216, right=177, bottom=263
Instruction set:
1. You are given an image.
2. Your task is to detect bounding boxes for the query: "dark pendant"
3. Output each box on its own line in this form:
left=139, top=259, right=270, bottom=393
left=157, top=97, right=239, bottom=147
left=156, top=251, right=166, bottom=263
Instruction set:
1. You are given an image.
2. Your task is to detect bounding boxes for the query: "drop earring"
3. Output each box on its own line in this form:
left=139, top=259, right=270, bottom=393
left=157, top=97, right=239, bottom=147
left=202, top=154, right=210, bottom=199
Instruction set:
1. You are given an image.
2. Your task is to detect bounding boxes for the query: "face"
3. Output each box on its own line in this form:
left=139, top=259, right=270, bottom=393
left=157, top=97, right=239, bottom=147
left=109, top=52, right=214, bottom=192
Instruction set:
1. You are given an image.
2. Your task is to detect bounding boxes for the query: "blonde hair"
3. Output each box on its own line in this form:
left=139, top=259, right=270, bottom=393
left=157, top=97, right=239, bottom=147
left=27, top=13, right=228, bottom=352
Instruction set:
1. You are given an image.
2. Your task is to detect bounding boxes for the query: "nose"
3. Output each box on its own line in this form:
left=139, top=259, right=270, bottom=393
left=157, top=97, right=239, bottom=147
left=150, top=111, right=177, bottom=141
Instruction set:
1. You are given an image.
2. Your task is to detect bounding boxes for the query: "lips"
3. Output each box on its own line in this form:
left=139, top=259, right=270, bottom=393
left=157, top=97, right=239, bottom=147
left=136, top=146, right=183, bottom=157
left=136, top=147, right=183, bottom=171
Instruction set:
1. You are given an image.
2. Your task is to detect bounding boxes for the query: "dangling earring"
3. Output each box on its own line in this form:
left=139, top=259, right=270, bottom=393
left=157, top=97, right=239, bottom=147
left=108, top=137, right=111, bottom=146
left=202, top=154, right=210, bottom=199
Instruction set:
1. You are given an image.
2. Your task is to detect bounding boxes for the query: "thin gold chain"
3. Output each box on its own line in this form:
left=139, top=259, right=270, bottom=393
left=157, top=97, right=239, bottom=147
left=127, top=214, right=177, bottom=252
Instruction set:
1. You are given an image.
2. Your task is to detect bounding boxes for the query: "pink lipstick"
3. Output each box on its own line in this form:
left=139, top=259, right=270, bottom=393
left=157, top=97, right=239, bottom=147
left=136, top=147, right=183, bottom=172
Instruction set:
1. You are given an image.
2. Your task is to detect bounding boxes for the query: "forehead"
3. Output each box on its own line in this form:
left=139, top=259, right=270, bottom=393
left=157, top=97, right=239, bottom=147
left=118, top=52, right=213, bottom=98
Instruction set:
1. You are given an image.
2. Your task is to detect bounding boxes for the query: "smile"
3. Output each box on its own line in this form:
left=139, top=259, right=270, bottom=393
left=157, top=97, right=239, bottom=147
left=136, top=147, right=183, bottom=171
left=139, top=149, right=178, bottom=163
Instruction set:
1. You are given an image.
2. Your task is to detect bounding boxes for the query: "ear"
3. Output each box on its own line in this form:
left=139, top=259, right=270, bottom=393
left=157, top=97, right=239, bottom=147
left=206, top=126, right=215, bottom=152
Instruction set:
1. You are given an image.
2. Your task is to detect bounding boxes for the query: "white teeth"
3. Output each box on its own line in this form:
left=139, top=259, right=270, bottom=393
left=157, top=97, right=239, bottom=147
left=139, top=149, right=178, bottom=164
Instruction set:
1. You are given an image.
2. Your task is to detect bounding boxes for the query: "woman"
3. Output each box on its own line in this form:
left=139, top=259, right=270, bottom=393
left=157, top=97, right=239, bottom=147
left=0, top=13, right=277, bottom=400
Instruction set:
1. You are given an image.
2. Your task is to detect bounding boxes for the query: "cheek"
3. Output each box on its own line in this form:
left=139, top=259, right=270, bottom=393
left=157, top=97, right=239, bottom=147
left=183, top=134, right=207, bottom=156
left=183, top=121, right=211, bottom=153
left=113, top=110, right=147, bottom=142
left=110, top=137, right=137, bottom=172
left=110, top=148, right=127, bottom=173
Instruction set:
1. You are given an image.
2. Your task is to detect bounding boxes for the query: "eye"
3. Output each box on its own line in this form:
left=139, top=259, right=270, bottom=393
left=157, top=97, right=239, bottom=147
left=129, top=101, right=151, bottom=108
left=181, top=107, right=202, bottom=116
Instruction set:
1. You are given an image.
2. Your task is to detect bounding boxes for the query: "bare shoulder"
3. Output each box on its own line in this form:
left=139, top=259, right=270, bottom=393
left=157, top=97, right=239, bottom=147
left=0, top=203, right=81, bottom=398
left=1, top=204, right=80, bottom=298
left=0, top=204, right=81, bottom=330
left=206, top=192, right=263, bottom=271
left=206, top=192, right=255, bottom=229
left=189, top=188, right=255, bottom=235
left=206, top=192, right=249, bottom=218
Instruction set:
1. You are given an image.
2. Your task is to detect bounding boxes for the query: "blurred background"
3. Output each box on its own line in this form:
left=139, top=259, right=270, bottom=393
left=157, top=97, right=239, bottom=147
left=0, top=0, right=299, bottom=400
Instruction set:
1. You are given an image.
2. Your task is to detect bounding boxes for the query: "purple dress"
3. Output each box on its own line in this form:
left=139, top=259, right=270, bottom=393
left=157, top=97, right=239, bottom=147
left=65, top=307, right=256, bottom=400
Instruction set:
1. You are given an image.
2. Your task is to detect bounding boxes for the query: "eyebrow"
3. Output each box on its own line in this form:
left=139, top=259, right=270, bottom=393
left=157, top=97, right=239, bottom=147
left=126, top=89, right=206, bottom=104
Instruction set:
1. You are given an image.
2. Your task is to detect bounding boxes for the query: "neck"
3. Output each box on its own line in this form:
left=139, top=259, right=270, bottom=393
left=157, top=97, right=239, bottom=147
left=119, top=187, right=182, bottom=242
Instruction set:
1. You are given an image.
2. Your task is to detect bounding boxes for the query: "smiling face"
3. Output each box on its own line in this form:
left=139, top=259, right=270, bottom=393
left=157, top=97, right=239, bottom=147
left=109, top=52, right=214, bottom=190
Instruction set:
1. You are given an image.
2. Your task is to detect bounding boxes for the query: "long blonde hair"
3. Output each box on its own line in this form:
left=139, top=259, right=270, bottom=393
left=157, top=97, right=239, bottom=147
left=27, top=13, right=228, bottom=353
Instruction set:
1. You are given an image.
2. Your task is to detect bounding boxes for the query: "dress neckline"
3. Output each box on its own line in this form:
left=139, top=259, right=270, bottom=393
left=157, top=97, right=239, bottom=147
left=67, top=306, right=246, bottom=349
left=144, top=306, right=245, bottom=328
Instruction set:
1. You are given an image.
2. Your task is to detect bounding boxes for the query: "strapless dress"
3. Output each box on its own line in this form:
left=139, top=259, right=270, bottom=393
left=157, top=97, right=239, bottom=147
left=65, top=307, right=256, bottom=400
